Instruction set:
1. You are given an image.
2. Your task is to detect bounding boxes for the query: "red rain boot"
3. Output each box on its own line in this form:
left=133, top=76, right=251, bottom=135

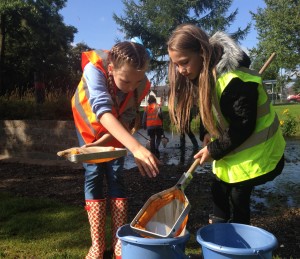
left=85, top=199, right=106, bottom=259
left=110, top=198, right=128, bottom=259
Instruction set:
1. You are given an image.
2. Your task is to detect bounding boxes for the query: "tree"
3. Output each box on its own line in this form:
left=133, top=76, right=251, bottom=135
left=67, top=42, right=92, bottom=91
left=292, top=77, right=300, bottom=93
left=250, top=0, right=300, bottom=79
left=0, top=0, right=29, bottom=93
left=113, top=0, right=251, bottom=84
left=0, top=0, right=77, bottom=94
left=250, top=52, right=278, bottom=80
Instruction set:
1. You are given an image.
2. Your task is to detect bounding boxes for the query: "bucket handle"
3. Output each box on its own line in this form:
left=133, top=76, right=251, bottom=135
left=172, top=244, right=189, bottom=259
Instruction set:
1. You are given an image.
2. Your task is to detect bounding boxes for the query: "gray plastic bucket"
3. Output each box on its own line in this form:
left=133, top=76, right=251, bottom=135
left=117, top=224, right=190, bottom=259
left=196, top=223, right=278, bottom=259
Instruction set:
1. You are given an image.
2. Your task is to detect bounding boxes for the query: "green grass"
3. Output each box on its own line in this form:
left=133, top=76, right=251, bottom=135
left=273, top=103, right=300, bottom=137
left=0, top=192, right=201, bottom=258
left=0, top=193, right=113, bottom=259
left=273, top=103, right=300, bottom=120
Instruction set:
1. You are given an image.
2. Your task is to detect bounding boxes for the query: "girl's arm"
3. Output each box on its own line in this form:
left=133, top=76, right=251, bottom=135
left=208, top=79, right=258, bottom=160
left=100, top=112, right=160, bottom=178
left=84, top=133, right=113, bottom=147
left=196, top=79, right=258, bottom=164
left=83, top=63, right=159, bottom=177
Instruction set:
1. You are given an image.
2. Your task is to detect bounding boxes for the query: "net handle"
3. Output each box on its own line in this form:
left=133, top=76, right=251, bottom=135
left=177, top=158, right=201, bottom=190
left=186, top=158, right=201, bottom=176
left=259, top=52, right=276, bottom=75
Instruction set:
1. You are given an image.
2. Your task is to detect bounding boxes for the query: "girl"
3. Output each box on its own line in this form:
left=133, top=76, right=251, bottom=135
left=142, top=95, right=164, bottom=157
left=167, top=24, right=285, bottom=225
left=72, top=40, right=159, bottom=259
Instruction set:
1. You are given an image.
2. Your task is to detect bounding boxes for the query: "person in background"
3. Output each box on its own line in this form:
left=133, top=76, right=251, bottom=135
left=72, top=38, right=159, bottom=259
left=167, top=24, right=285, bottom=225
left=142, top=95, right=164, bottom=158
left=179, top=103, right=199, bottom=150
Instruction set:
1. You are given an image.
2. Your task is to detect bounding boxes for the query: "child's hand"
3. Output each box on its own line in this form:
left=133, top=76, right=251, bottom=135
left=132, top=145, right=160, bottom=178
left=193, top=146, right=213, bottom=165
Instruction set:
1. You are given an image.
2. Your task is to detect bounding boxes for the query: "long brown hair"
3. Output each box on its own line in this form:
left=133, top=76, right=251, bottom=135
left=107, top=41, right=150, bottom=133
left=167, top=24, right=222, bottom=137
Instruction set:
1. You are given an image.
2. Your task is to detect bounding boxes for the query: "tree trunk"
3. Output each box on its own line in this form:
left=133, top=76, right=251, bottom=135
left=0, top=14, right=6, bottom=95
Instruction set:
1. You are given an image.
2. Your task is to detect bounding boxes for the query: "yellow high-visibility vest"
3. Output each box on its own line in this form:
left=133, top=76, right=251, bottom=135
left=212, top=67, right=285, bottom=183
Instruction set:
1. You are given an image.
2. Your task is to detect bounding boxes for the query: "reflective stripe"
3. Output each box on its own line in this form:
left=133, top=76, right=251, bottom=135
left=213, top=98, right=270, bottom=130
left=212, top=96, right=278, bottom=145
left=82, top=50, right=109, bottom=77
left=257, top=99, right=270, bottom=118
left=212, top=90, right=228, bottom=131
left=94, top=50, right=108, bottom=68
left=232, top=115, right=279, bottom=153
left=214, top=68, right=271, bottom=133
left=74, top=83, right=97, bottom=138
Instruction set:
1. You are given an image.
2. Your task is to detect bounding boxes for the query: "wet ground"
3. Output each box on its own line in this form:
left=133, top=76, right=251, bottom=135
left=130, top=131, right=300, bottom=210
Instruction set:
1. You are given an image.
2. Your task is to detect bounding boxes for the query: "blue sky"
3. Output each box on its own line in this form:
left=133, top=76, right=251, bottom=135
left=60, top=0, right=266, bottom=51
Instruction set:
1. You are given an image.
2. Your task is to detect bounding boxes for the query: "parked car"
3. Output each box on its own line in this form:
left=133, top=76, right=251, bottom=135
left=287, top=93, right=300, bottom=102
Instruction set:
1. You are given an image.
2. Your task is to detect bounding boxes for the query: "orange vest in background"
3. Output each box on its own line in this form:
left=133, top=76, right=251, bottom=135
left=145, top=103, right=163, bottom=127
left=71, top=50, right=150, bottom=147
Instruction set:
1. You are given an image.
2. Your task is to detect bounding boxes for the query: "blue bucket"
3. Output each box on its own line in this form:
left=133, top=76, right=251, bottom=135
left=196, top=223, right=278, bottom=259
left=117, top=224, right=190, bottom=259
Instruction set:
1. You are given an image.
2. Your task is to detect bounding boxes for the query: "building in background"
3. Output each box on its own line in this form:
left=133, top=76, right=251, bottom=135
left=141, top=85, right=169, bottom=107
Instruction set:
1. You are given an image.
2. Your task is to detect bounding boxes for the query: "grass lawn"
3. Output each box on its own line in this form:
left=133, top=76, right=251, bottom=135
left=0, top=192, right=203, bottom=258
left=273, top=103, right=300, bottom=137
left=273, top=103, right=300, bottom=119
left=0, top=193, right=114, bottom=259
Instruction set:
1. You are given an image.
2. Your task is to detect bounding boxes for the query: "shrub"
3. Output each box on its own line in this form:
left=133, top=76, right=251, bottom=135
left=0, top=87, right=74, bottom=120
left=280, top=109, right=299, bottom=137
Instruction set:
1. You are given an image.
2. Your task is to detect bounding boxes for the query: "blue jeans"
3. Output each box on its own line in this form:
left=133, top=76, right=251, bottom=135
left=76, top=129, right=127, bottom=200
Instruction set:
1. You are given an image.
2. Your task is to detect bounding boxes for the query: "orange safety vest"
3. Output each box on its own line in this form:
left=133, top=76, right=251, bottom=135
left=145, top=103, right=163, bottom=127
left=72, top=50, right=150, bottom=147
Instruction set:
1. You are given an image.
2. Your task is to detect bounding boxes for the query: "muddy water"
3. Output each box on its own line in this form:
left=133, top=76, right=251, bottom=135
left=125, top=131, right=300, bottom=209
left=253, top=138, right=300, bottom=208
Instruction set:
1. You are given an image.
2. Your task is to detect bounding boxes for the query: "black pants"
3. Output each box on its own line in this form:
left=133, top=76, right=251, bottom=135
left=147, top=127, right=163, bottom=154
left=180, top=127, right=199, bottom=149
left=211, top=155, right=285, bottom=224
left=211, top=179, right=253, bottom=224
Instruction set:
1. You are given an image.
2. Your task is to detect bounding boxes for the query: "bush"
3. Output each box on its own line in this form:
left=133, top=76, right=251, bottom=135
left=279, top=109, right=299, bottom=137
left=0, top=87, right=74, bottom=120
left=0, top=99, right=73, bottom=120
